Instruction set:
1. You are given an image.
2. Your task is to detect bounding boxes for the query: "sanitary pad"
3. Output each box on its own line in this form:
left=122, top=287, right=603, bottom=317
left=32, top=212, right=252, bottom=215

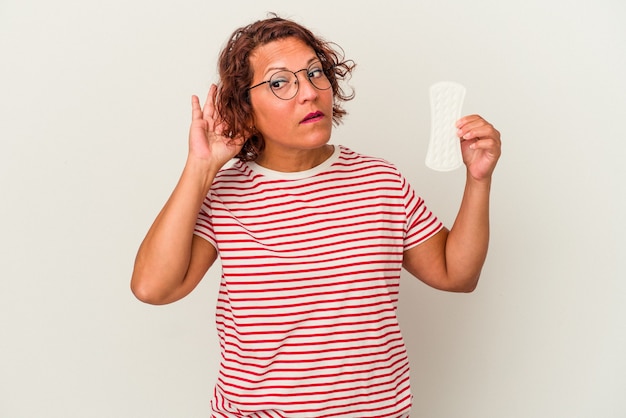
left=425, top=81, right=466, bottom=171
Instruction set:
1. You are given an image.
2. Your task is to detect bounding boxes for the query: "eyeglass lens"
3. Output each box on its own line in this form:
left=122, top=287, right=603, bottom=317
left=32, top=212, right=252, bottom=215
left=268, top=63, right=331, bottom=100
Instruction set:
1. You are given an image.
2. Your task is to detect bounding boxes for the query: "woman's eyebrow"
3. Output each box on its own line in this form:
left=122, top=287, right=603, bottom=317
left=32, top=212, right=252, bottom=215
left=264, top=57, right=320, bottom=75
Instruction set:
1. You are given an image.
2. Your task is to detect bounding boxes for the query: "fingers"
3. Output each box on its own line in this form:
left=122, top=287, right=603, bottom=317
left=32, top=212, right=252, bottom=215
left=191, top=95, right=202, bottom=121
left=225, top=136, right=246, bottom=152
left=191, top=85, right=218, bottom=121
left=191, top=84, right=238, bottom=142
left=204, top=84, right=217, bottom=121
left=456, top=114, right=500, bottom=142
left=456, top=115, right=502, bottom=164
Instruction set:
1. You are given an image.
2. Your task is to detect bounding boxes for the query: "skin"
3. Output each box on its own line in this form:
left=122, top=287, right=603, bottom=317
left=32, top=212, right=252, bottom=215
left=130, top=37, right=501, bottom=304
left=249, top=38, right=336, bottom=172
left=403, top=114, right=501, bottom=292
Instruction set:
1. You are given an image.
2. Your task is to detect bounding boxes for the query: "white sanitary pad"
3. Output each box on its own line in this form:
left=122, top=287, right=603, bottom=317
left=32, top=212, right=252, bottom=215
left=425, top=81, right=466, bottom=171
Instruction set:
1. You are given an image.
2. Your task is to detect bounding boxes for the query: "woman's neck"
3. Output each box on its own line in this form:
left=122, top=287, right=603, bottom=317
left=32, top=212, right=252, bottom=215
left=254, top=144, right=334, bottom=172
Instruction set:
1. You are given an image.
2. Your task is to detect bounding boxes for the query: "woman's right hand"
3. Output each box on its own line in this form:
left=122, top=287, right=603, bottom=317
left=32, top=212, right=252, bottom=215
left=188, top=84, right=244, bottom=171
left=132, top=84, right=241, bottom=305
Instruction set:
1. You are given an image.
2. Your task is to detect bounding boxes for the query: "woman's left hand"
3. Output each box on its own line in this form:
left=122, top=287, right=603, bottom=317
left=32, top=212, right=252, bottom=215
left=456, top=114, right=502, bottom=181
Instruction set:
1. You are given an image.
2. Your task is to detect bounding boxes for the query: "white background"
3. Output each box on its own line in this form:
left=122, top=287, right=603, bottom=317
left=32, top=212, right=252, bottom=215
left=1, top=0, right=625, bottom=417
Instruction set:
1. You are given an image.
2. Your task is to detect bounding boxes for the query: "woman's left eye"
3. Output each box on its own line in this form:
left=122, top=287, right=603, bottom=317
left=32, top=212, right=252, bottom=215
left=308, top=68, right=323, bottom=78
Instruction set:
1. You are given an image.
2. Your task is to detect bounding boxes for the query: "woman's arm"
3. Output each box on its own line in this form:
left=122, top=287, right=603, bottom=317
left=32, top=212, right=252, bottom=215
left=130, top=86, right=243, bottom=305
left=403, top=115, right=501, bottom=292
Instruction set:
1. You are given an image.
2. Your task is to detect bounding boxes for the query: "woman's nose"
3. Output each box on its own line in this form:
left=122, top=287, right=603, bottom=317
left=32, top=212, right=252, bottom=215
left=295, top=71, right=318, bottom=102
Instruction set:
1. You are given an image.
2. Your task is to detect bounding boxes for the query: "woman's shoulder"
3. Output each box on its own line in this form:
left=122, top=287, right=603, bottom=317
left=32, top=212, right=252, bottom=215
left=211, top=159, right=259, bottom=189
left=336, top=145, right=401, bottom=174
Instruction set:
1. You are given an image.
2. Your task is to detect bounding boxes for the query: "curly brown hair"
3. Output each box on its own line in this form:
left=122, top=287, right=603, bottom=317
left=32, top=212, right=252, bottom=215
left=215, top=15, right=356, bottom=161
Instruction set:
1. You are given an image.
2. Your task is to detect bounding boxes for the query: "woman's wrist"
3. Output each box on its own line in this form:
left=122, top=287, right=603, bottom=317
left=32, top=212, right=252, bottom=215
left=182, top=157, right=220, bottom=196
left=466, top=169, right=492, bottom=191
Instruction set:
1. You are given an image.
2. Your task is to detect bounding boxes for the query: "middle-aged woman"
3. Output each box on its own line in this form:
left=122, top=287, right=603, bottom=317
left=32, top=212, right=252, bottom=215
left=131, top=15, right=501, bottom=418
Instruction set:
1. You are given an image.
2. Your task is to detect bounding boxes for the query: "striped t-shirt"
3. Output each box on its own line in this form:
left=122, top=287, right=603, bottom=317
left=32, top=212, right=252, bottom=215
left=194, top=145, right=443, bottom=418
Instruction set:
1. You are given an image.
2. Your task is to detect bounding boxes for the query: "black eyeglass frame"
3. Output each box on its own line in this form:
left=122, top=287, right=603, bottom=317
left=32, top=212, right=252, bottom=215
left=246, top=61, right=332, bottom=100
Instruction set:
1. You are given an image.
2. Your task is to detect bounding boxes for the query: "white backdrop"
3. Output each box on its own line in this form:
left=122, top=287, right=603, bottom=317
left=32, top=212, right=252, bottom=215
left=1, top=0, right=625, bottom=417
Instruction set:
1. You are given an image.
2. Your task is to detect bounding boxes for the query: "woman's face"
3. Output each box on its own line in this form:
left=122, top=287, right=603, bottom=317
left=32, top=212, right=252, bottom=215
left=248, top=37, right=334, bottom=158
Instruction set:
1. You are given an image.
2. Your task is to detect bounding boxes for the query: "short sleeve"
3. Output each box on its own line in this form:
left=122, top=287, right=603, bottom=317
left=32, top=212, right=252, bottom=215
left=401, top=175, right=444, bottom=251
left=193, top=195, right=218, bottom=250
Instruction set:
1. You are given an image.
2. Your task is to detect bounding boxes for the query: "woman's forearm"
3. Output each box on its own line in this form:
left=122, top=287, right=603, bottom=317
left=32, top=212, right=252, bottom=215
left=131, top=160, right=217, bottom=302
left=444, top=174, right=492, bottom=290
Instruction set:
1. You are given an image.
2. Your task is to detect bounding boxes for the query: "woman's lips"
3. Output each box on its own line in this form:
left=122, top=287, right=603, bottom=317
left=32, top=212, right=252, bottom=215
left=300, top=111, right=324, bottom=124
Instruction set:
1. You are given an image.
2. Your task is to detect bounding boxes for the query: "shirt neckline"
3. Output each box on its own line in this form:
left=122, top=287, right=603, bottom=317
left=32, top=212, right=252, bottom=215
left=245, top=145, right=341, bottom=180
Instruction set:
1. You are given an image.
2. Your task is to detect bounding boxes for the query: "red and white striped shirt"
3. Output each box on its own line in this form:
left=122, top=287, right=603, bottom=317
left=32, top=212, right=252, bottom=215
left=194, top=146, right=443, bottom=418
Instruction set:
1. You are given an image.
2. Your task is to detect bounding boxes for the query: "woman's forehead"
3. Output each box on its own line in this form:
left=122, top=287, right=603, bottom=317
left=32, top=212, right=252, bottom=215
left=249, top=38, right=317, bottom=75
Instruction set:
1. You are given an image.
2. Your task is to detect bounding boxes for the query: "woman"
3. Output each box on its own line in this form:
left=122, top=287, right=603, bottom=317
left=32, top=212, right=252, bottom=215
left=131, top=15, right=501, bottom=418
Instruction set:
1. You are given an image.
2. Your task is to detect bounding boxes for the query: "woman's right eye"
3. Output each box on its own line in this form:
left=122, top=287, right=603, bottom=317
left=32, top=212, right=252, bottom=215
left=270, top=77, right=290, bottom=90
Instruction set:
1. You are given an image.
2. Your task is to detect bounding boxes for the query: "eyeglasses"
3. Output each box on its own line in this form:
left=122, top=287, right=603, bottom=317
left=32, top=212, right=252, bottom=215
left=247, top=61, right=332, bottom=100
